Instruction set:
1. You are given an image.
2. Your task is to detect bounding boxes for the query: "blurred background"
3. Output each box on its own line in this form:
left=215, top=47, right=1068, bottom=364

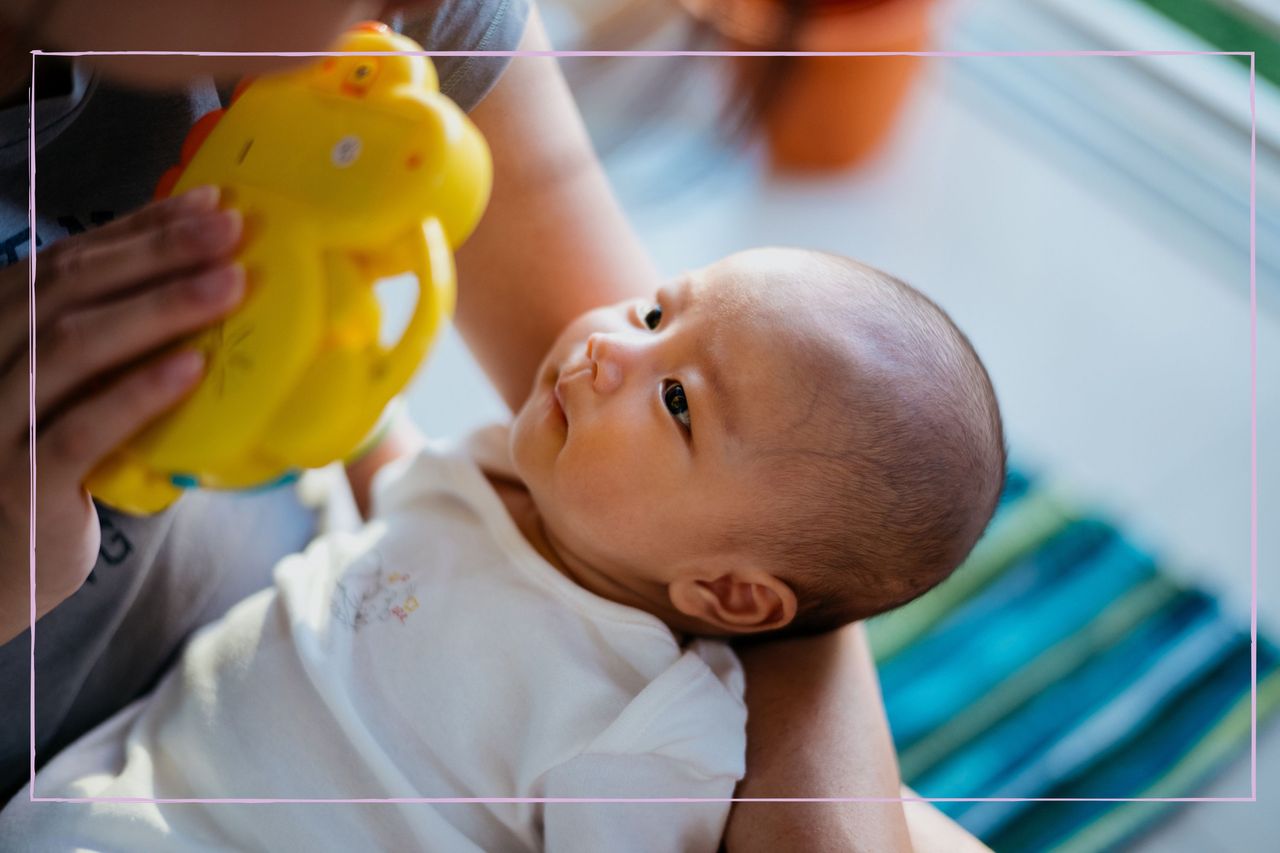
left=387, top=0, right=1277, bottom=848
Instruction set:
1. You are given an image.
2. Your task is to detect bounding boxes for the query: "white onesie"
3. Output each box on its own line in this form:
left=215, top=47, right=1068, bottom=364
left=0, top=426, right=747, bottom=852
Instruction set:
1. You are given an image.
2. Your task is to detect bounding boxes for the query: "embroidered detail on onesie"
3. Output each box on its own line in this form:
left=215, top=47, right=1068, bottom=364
left=330, top=549, right=420, bottom=630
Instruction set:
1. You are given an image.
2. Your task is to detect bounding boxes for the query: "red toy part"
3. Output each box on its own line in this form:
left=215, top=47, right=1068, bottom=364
left=153, top=165, right=184, bottom=200
left=181, top=108, right=225, bottom=166
left=155, top=107, right=227, bottom=200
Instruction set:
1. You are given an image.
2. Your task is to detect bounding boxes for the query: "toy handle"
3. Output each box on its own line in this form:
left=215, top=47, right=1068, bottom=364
left=371, top=217, right=455, bottom=401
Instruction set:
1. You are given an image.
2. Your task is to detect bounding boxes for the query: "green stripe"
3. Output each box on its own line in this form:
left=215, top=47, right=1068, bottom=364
left=869, top=489, right=1073, bottom=662
left=1134, top=0, right=1280, bottom=87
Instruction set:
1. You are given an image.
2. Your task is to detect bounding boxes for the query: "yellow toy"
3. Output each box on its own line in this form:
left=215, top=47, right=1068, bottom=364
left=85, top=22, right=492, bottom=514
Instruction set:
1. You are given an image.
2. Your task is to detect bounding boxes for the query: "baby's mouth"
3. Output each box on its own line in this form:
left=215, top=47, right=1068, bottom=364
left=552, top=358, right=594, bottom=428
left=552, top=379, right=568, bottom=423
left=552, top=366, right=576, bottom=428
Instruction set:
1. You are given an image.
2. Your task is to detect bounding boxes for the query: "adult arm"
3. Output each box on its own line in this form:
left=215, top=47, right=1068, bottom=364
left=344, top=408, right=425, bottom=518
left=724, top=623, right=912, bottom=852
left=902, top=785, right=992, bottom=852
left=449, top=7, right=659, bottom=407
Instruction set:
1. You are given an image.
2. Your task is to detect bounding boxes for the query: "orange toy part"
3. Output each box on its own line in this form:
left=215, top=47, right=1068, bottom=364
left=230, top=76, right=256, bottom=105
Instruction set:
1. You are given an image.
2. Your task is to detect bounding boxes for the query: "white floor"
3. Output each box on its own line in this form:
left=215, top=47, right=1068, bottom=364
left=401, top=53, right=1277, bottom=850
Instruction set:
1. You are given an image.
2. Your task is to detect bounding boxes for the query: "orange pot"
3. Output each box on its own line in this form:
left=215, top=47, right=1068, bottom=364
left=684, top=0, right=934, bottom=170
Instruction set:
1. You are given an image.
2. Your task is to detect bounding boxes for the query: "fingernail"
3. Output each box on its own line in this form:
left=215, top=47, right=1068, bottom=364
left=162, top=350, right=204, bottom=387
left=204, top=208, right=242, bottom=248
left=179, top=208, right=241, bottom=250
left=190, top=264, right=245, bottom=304
left=178, top=185, right=220, bottom=210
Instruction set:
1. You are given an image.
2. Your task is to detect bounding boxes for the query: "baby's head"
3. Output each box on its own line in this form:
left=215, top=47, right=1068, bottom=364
left=510, top=247, right=1005, bottom=638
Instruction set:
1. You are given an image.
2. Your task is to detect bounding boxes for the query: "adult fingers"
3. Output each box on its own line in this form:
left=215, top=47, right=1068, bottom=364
left=81, top=184, right=221, bottom=243
left=34, top=348, right=205, bottom=490
left=0, top=185, right=221, bottom=318
left=35, top=204, right=242, bottom=316
left=0, top=191, right=239, bottom=355
left=5, top=263, right=244, bottom=434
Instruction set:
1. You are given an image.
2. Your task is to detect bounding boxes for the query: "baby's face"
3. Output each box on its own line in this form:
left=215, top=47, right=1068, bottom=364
left=510, top=250, right=824, bottom=610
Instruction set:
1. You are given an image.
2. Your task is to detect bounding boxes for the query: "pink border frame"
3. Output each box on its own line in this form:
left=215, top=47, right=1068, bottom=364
left=25, top=48, right=1259, bottom=807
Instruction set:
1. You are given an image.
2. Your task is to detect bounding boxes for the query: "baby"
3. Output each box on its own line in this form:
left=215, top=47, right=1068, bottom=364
left=0, top=247, right=1004, bottom=852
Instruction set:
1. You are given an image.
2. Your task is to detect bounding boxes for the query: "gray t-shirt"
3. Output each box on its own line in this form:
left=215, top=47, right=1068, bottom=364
left=0, top=0, right=529, bottom=803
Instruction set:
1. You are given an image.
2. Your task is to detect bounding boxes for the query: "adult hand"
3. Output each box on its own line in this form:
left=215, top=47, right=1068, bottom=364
left=0, top=186, right=245, bottom=644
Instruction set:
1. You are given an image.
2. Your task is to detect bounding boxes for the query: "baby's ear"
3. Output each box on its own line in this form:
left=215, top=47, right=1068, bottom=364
left=668, top=570, right=797, bottom=635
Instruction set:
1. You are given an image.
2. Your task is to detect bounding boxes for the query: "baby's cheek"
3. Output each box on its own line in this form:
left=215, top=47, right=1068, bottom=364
left=560, top=458, right=642, bottom=526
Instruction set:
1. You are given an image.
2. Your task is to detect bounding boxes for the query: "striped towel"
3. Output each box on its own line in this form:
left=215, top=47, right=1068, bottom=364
left=869, top=470, right=1276, bottom=852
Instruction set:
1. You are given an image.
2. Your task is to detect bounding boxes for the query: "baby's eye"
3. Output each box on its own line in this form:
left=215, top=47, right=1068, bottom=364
left=643, top=304, right=663, bottom=330
left=663, top=380, right=691, bottom=429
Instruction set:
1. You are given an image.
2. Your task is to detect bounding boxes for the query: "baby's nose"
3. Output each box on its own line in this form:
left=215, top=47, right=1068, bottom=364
left=586, top=333, right=625, bottom=394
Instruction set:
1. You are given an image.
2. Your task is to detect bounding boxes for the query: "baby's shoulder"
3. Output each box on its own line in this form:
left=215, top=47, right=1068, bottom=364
left=584, top=641, right=746, bottom=764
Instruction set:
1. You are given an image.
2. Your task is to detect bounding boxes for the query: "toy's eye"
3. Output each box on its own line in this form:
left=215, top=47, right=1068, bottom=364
left=643, top=305, right=662, bottom=330
left=345, top=60, right=380, bottom=90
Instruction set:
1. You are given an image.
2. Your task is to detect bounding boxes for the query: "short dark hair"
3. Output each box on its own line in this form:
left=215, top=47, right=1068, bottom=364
left=733, top=257, right=1006, bottom=638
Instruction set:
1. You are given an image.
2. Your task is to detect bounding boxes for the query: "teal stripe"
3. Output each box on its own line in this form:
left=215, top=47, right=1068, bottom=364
left=876, top=472, right=1275, bottom=847
left=957, top=608, right=1240, bottom=834
left=989, top=639, right=1275, bottom=852
left=1053, top=655, right=1280, bottom=853
left=909, top=591, right=1214, bottom=802
left=884, top=533, right=1154, bottom=748
left=898, top=576, right=1178, bottom=781
left=879, top=517, right=1110, bottom=693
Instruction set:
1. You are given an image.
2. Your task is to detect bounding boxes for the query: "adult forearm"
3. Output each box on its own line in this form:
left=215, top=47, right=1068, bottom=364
left=902, top=785, right=992, bottom=852
left=452, top=7, right=660, bottom=412
left=725, top=622, right=912, bottom=853
left=343, top=408, right=426, bottom=519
